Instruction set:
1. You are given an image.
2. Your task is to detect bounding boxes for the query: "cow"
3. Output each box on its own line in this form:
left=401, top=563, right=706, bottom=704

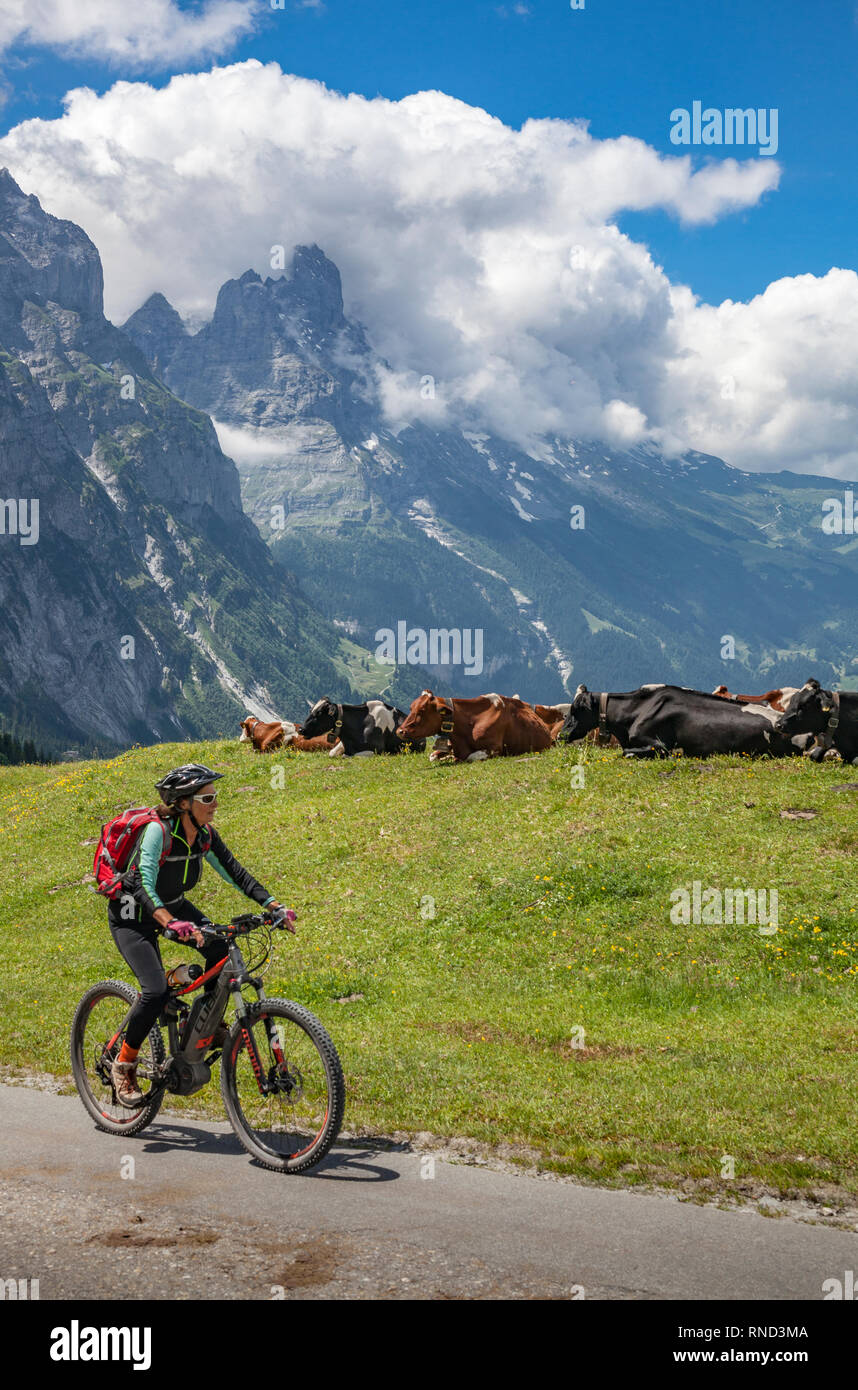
left=299, top=698, right=425, bottom=756
left=239, top=715, right=342, bottom=756
left=396, top=690, right=554, bottom=761
left=239, top=716, right=288, bottom=753
left=558, top=684, right=804, bottom=759
left=775, top=679, right=858, bottom=764
left=533, top=703, right=571, bottom=740
left=712, top=686, right=798, bottom=711
left=287, top=731, right=345, bottom=754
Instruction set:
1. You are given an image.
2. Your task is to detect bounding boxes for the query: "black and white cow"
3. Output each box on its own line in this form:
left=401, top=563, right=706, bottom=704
left=559, top=684, right=804, bottom=759
left=300, top=698, right=426, bottom=756
left=775, top=679, right=858, bottom=764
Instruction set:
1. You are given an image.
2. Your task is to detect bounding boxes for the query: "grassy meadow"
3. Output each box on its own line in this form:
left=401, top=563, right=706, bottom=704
left=1, top=738, right=857, bottom=1198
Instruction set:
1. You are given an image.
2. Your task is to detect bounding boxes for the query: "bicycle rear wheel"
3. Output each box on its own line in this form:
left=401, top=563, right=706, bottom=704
left=221, top=998, right=345, bottom=1173
left=70, top=980, right=166, bottom=1135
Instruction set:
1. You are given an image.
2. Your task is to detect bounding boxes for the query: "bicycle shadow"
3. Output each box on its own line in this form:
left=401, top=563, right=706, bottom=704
left=138, top=1121, right=400, bottom=1181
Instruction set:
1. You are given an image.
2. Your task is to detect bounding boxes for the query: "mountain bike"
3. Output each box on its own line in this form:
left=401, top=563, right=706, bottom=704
left=70, top=910, right=345, bottom=1173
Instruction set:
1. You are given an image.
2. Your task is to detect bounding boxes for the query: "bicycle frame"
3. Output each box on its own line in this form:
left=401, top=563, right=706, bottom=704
left=105, top=927, right=289, bottom=1102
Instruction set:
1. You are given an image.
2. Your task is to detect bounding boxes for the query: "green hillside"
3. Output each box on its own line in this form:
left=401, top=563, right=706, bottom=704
left=2, top=741, right=857, bottom=1203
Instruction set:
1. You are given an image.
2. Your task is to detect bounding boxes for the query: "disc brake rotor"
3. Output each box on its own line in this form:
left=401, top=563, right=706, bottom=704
left=268, top=1061, right=304, bottom=1102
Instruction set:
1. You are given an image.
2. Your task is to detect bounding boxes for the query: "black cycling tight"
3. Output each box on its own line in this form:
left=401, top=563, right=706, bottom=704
left=108, top=900, right=228, bottom=1050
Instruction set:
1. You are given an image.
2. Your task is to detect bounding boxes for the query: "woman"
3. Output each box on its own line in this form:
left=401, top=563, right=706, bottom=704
left=109, top=762, right=293, bottom=1107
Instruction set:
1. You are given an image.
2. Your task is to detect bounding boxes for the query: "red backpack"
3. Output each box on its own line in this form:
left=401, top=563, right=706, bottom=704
left=93, top=808, right=172, bottom=899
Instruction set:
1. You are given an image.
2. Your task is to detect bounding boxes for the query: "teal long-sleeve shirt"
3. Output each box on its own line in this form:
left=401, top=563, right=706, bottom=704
left=129, top=817, right=275, bottom=917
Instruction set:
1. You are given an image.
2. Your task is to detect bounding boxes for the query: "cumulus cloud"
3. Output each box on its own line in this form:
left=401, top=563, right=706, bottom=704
left=0, top=0, right=256, bottom=68
left=662, top=270, right=858, bottom=478
left=0, top=61, right=854, bottom=476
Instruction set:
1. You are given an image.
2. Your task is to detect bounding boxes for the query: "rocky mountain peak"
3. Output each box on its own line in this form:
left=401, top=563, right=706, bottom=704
left=277, top=243, right=345, bottom=331
left=0, top=166, right=25, bottom=197
left=121, top=291, right=188, bottom=378
left=206, top=245, right=346, bottom=340
left=0, top=167, right=103, bottom=322
left=137, top=289, right=182, bottom=318
left=123, top=240, right=373, bottom=433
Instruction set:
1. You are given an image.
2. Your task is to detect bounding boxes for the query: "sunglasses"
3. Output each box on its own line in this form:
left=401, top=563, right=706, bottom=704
left=193, top=793, right=218, bottom=805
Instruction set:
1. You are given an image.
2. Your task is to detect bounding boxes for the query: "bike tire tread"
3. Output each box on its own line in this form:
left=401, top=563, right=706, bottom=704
left=220, top=997, right=345, bottom=1174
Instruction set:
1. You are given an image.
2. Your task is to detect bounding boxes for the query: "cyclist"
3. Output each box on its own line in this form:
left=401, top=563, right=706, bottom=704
left=109, top=762, right=293, bottom=1106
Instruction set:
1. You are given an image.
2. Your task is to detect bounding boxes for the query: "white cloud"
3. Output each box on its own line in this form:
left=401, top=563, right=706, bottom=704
left=0, top=61, right=855, bottom=477
left=0, top=0, right=256, bottom=68
left=661, top=270, right=858, bottom=478
left=211, top=420, right=296, bottom=463
left=601, top=399, right=648, bottom=448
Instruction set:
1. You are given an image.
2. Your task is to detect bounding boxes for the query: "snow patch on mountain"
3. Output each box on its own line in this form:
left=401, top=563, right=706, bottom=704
left=407, top=499, right=573, bottom=689
left=509, top=495, right=535, bottom=522
left=531, top=619, right=574, bottom=688
left=141, top=533, right=279, bottom=719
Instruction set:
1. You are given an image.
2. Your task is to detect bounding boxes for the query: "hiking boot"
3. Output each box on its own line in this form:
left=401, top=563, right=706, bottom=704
left=111, top=1058, right=144, bottom=1108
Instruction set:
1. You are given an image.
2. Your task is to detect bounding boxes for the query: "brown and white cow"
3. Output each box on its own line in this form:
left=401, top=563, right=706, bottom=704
left=712, top=686, right=798, bottom=712
left=506, top=697, right=568, bottom=741
left=239, top=716, right=342, bottom=756
left=396, top=691, right=554, bottom=762
left=239, top=716, right=287, bottom=753
left=533, top=703, right=571, bottom=740
left=289, top=731, right=346, bottom=753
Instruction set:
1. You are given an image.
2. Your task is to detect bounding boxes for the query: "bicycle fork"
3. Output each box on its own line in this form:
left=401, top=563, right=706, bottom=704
left=230, top=977, right=289, bottom=1098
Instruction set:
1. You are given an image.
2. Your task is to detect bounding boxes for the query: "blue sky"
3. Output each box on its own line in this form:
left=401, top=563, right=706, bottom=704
left=1, top=0, right=855, bottom=306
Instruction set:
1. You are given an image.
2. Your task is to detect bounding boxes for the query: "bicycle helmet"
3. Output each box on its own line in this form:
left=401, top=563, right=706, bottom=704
left=155, top=763, right=224, bottom=805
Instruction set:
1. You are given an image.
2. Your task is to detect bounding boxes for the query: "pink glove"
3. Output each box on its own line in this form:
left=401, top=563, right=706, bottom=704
left=167, top=919, right=197, bottom=941
left=268, top=903, right=297, bottom=933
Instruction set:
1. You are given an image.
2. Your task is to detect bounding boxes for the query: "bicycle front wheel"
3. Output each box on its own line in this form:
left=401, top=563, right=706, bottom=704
left=221, top=999, right=345, bottom=1173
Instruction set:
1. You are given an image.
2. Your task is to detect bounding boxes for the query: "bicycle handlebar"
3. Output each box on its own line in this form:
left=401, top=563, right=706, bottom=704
left=163, top=909, right=288, bottom=943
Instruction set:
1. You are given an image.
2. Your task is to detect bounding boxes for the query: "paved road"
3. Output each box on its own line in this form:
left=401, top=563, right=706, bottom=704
left=0, top=1084, right=854, bottom=1300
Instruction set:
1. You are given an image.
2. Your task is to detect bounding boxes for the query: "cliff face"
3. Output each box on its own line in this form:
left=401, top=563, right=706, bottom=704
left=0, top=171, right=347, bottom=754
